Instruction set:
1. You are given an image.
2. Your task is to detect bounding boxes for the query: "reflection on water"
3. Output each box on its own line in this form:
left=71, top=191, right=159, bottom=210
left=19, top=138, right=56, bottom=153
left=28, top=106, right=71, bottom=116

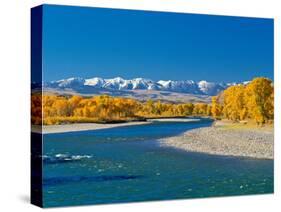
left=43, top=119, right=273, bottom=207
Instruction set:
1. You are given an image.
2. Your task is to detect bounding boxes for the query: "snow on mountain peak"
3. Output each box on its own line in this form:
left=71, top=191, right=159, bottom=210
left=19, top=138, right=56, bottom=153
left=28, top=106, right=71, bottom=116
left=46, top=76, right=240, bottom=96
left=54, top=77, right=85, bottom=88
left=84, top=77, right=105, bottom=87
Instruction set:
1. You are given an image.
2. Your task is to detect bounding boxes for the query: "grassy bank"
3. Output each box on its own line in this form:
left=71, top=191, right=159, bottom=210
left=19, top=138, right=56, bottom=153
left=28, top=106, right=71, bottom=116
left=214, top=119, right=273, bottom=132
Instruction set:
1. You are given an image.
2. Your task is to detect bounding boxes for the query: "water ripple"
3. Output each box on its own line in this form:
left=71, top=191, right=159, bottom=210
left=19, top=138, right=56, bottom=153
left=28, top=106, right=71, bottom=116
left=44, top=175, right=144, bottom=186
left=43, top=154, right=92, bottom=164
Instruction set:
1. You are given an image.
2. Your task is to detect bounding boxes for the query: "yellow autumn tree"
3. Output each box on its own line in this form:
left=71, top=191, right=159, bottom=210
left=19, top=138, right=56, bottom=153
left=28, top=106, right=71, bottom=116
left=264, top=91, right=274, bottom=121
left=244, top=77, right=273, bottom=124
left=193, top=103, right=208, bottom=115
left=211, top=96, right=222, bottom=119
left=222, top=85, right=246, bottom=121
left=31, top=94, right=42, bottom=125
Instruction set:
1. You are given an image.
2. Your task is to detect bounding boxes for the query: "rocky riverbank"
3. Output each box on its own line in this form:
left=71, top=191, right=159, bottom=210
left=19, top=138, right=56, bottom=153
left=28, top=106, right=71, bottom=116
left=159, top=121, right=273, bottom=159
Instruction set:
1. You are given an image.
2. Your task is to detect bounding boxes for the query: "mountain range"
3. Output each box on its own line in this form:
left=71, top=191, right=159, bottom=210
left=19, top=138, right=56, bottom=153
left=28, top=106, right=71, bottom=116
left=44, top=77, right=245, bottom=96
left=40, top=77, right=250, bottom=103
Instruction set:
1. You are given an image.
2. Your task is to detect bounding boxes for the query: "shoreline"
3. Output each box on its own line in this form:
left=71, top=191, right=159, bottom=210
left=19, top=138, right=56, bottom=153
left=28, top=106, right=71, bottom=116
left=32, top=117, right=201, bottom=134
left=147, top=118, right=201, bottom=122
left=32, top=121, right=150, bottom=134
left=159, top=120, right=273, bottom=159
left=32, top=118, right=273, bottom=160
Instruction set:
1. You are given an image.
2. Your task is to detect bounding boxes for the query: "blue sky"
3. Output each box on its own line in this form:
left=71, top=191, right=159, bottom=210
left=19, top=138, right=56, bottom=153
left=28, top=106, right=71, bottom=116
left=42, top=4, right=273, bottom=83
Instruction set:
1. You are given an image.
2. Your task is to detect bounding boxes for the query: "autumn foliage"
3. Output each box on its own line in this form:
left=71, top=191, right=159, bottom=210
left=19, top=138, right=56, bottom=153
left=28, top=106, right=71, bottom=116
left=31, top=94, right=42, bottom=125
left=215, top=77, right=274, bottom=124
left=31, top=77, right=274, bottom=125
left=31, top=94, right=211, bottom=125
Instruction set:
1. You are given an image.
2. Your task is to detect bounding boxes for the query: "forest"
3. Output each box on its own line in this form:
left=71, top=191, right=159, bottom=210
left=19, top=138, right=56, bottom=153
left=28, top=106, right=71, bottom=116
left=31, top=77, right=273, bottom=125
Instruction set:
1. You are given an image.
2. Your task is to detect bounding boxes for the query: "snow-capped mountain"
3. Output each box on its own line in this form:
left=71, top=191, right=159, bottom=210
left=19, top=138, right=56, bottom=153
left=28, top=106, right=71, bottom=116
left=44, top=76, right=238, bottom=96
left=197, top=81, right=227, bottom=96
left=47, top=77, right=85, bottom=88
left=84, top=77, right=105, bottom=88
left=158, top=80, right=201, bottom=94
left=84, top=77, right=161, bottom=91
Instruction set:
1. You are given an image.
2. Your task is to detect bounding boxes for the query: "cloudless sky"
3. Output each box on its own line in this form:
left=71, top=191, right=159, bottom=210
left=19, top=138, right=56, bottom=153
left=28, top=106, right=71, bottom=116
left=42, top=4, right=273, bottom=83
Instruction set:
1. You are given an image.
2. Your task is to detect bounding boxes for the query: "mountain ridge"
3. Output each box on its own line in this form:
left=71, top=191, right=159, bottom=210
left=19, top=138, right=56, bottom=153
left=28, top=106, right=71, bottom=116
left=44, top=76, right=247, bottom=96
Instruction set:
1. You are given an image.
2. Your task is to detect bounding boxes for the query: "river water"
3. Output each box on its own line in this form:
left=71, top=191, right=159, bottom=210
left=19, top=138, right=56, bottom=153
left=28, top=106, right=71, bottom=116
left=42, top=118, right=273, bottom=207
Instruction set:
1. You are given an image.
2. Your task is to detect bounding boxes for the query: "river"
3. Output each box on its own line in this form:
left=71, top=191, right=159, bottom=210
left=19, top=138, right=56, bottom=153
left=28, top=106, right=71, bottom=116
left=42, top=118, right=273, bottom=207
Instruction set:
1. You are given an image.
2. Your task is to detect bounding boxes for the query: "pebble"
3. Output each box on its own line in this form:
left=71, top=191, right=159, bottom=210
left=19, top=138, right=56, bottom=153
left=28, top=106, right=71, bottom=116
left=160, top=124, right=273, bottom=159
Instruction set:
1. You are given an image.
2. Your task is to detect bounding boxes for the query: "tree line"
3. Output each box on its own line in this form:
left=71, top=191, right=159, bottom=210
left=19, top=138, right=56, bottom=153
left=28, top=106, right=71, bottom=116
left=32, top=94, right=212, bottom=125
left=212, top=77, right=274, bottom=124
left=31, top=77, right=273, bottom=125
